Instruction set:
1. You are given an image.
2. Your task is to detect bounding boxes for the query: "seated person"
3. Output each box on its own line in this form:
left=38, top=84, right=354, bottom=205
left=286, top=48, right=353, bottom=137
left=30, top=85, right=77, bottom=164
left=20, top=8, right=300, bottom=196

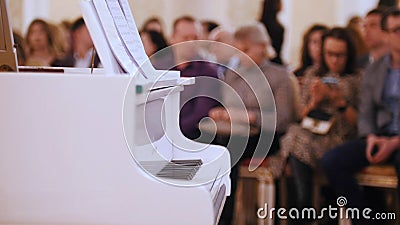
left=208, top=27, right=236, bottom=79
left=322, top=8, right=400, bottom=225
left=293, top=24, right=328, bottom=79
left=52, top=17, right=100, bottom=68
left=140, top=29, right=171, bottom=69
left=201, top=20, right=219, bottom=40
left=140, top=30, right=168, bottom=57
left=168, top=16, right=220, bottom=140
left=209, top=22, right=297, bottom=225
left=357, top=7, right=389, bottom=68
left=25, top=19, right=58, bottom=66
left=270, top=27, right=361, bottom=225
left=13, top=31, right=27, bottom=66
left=209, top=22, right=296, bottom=159
left=141, top=16, right=164, bottom=34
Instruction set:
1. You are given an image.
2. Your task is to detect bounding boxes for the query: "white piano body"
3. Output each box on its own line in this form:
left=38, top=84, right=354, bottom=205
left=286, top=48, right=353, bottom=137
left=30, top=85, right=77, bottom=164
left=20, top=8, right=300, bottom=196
left=0, top=0, right=230, bottom=223
left=0, top=68, right=231, bottom=225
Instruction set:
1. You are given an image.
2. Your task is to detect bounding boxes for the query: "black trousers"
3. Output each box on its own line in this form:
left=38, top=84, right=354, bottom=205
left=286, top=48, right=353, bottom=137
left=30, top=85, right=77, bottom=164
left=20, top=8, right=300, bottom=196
left=321, top=138, right=400, bottom=224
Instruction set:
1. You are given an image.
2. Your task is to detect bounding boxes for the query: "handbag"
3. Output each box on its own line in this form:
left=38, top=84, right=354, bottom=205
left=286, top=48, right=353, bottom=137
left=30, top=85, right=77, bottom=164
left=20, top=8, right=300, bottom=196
left=301, top=110, right=334, bottom=135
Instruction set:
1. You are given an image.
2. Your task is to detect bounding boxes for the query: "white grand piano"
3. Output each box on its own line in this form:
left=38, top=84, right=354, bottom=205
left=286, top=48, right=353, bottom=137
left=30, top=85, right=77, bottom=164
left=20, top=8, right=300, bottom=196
left=0, top=0, right=231, bottom=224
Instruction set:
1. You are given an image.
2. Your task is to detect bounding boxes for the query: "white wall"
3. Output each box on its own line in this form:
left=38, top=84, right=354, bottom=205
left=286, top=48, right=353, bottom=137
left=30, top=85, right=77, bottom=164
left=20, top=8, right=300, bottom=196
left=23, top=0, right=49, bottom=31
left=285, top=0, right=379, bottom=69
left=335, top=0, right=379, bottom=26
left=9, top=0, right=381, bottom=67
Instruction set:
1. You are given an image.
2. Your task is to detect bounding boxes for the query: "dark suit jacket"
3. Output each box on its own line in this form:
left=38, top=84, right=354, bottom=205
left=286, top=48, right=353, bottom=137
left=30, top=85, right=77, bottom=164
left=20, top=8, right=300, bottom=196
left=51, top=51, right=101, bottom=68
left=358, top=55, right=396, bottom=137
left=357, top=54, right=370, bottom=69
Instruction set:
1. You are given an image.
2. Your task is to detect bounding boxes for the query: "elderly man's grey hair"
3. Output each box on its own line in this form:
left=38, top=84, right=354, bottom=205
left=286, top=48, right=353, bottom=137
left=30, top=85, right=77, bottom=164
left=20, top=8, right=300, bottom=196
left=234, top=22, right=276, bottom=59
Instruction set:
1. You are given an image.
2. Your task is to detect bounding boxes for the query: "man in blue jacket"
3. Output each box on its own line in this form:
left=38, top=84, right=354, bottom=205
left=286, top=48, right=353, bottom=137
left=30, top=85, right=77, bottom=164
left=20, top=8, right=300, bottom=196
left=322, top=8, right=400, bottom=225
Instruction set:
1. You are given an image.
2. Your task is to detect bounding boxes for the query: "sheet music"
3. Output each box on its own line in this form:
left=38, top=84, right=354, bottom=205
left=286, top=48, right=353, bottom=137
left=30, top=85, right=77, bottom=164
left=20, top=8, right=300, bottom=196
left=105, top=0, right=153, bottom=78
left=80, top=0, right=122, bottom=74
left=92, top=0, right=137, bottom=75
left=116, top=0, right=154, bottom=72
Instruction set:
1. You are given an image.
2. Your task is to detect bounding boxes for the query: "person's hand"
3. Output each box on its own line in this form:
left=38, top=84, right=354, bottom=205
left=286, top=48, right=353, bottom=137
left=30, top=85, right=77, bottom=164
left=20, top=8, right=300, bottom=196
left=366, top=135, right=400, bottom=164
left=366, top=134, right=379, bottom=163
left=309, top=79, right=329, bottom=107
left=227, top=108, right=257, bottom=125
left=327, top=84, right=347, bottom=108
left=209, top=107, right=257, bottom=125
left=208, top=107, right=229, bottom=122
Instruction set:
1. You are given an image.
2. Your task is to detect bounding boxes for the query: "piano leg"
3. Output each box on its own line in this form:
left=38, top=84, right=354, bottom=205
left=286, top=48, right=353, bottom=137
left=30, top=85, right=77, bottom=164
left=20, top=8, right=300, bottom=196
left=214, top=186, right=227, bottom=225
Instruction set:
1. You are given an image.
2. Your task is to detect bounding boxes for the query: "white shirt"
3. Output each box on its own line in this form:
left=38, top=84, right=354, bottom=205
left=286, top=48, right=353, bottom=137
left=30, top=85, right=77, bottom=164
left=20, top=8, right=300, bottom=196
left=74, top=49, right=94, bottom=68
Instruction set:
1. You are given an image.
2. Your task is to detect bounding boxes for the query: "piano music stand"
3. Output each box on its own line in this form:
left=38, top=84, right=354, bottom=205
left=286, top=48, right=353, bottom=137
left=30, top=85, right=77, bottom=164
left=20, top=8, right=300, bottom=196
left=0, top=0, right=17, bottom=72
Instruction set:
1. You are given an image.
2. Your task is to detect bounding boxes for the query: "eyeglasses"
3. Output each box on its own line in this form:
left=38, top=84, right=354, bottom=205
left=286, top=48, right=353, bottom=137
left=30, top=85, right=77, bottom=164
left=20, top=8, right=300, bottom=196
left=385, top=26, right=400, bottom=35
left=324, top=51, right=347, bottom=59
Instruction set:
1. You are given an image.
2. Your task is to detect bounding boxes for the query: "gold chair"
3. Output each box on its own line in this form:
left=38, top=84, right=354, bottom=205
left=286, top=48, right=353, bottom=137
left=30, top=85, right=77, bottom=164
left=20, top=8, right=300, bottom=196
left=355, top=164, right=398, bottom=188
left=331, top=164, right=398, bottom=225
left=234, top=159, right=275, bottom=225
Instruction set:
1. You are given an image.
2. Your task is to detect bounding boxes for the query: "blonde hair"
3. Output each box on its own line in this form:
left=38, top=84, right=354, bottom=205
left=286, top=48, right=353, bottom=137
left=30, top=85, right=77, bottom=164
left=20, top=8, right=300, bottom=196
left=49, top=22, right=70, bottom=58
left=234, top=22, right=276, bottom=59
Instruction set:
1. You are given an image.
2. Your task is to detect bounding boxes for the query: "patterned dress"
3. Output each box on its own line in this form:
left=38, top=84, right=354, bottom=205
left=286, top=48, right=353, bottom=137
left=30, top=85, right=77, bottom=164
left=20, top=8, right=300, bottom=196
left=268, top=67, right=361, bottom=177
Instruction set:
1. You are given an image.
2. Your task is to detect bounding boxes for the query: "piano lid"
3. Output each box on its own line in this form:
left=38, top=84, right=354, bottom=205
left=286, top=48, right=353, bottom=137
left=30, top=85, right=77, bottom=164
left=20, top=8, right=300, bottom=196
left=81, top=0, right=157, bottom=79
left=0, top=0, right=17, bottom=72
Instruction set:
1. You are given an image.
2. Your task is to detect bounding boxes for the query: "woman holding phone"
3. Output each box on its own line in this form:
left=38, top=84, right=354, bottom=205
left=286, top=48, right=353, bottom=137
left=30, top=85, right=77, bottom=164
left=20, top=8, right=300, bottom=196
left=270, top=27, right=361, bottom=224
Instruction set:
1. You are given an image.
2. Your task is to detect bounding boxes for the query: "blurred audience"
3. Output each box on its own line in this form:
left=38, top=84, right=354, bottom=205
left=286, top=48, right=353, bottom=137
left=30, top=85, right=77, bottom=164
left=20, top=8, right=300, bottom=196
left=260, top=0, right=284, bottom=64
left=13, top=31, right=26, bottom=66
left=141, top=16, right=165, bottom=34
left=169, top=15, right=220, bottom=140
left=201, top=20, right=219, bottom=39
left=14, top=4, right=400, bottom=225
left=346, top=15, right=369, bottom=57
left=140, top=29, right=170, bottom=69
left=212, top=22, right=297, bottom=225
left=294, top=24, right=328, bottom=78
left=270, top=27, right=361, bottom=225
left=348, top=15, right=365, bottom=34
left=208, top=27, right=236, bottom=78
left=209, top=28, right=235, bottom=60
left=378, top=0, right=399, bottom=7
left=49, top=22, right=70, bottom=59
left=215, top=22, right=296, bottom=141
left=140, top=30, right=168, bottom=56
left=52, top=17, right=100, bottom=68
left=322, top=8, right=400, bottom=225
left=25, top=19, right=58, bottom=66
left=358, top=7, right=389, bottom=68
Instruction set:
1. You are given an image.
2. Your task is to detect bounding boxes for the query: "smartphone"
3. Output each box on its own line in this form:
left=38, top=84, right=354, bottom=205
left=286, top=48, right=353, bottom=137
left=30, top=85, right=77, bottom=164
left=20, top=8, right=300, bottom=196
left=322, top=77, right=338, bottom=85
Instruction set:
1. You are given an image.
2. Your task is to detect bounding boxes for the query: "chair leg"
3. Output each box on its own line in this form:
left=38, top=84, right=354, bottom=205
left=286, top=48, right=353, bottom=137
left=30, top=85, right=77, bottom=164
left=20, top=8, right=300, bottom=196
left=338, top=207, right=352, bottom=225
left=234, top=176, right=245, bottom=225
left=312, top=176, right=321, bottom=212
left=257, top=168, right=275, bottom=225
left=266, top=182, right=275, bottom=225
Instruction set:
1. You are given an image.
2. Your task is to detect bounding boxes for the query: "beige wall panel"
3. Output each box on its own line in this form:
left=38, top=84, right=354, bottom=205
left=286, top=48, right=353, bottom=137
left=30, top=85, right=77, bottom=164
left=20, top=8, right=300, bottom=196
left=227, top=0, right=262, bottom=28
left=9, top=0, right=23, bottom=33
left=6, top=0, right=381, bottom=67
left=288, top=0, right=337, bottom=69
left=130, top=0, right=166, bottom=30
left=49, top=0, right=82, bottom=24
